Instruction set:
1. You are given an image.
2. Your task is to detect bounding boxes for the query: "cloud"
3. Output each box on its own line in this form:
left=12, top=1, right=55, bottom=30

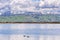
left=10, top=0, right=40, bottom=14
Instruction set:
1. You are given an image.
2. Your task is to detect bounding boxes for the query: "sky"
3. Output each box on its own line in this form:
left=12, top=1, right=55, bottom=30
left=0, top=0, right=60, bottom=14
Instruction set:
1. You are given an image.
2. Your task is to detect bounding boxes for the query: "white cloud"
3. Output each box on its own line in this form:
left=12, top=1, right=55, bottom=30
left=10, top=0, right=40, bottom=14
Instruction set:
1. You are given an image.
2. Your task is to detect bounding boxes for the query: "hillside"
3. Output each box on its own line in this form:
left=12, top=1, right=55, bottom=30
left=0, top=14, right=60, bottom=22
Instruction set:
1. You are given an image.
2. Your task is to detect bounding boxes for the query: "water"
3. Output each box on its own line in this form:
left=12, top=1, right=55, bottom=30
left=0, top=24, right=60, bottom=40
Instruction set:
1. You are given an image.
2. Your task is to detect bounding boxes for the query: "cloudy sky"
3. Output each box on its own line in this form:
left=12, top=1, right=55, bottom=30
left=0, top=0, right=60, bottom=14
